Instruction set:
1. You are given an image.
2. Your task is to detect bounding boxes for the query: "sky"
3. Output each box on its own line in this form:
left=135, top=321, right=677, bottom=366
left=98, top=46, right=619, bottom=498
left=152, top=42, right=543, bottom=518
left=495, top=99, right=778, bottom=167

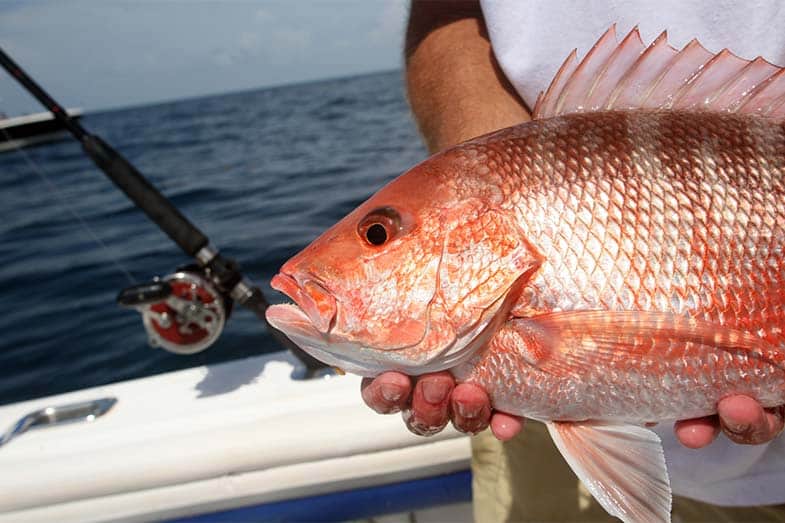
left=0, top=0, right=408, bottom=114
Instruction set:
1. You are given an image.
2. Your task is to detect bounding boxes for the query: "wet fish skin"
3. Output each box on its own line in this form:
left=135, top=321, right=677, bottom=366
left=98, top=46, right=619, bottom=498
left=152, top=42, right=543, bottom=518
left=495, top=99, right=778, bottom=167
left=447, top=109, right=785, bottom=420
left=268, top=108, right=785, bottom=432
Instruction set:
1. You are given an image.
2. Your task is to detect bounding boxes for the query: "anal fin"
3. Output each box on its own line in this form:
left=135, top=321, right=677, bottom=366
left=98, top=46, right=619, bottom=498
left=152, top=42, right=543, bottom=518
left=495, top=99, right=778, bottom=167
left=547, top=421, right=672, bottom=523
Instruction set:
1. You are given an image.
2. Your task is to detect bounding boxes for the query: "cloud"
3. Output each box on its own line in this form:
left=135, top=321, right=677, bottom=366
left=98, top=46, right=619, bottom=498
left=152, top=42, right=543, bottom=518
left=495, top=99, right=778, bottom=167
left=213, top=48, right=235, bottom=67
left=369, top=0, right=408, bottom=44
left=238, top=31, right=261, bottom=52
left=271, top=28, right=310, bottom=54
left=254, top=8, right=274, bottom=24
left=0, top=0, right=408, bottom=113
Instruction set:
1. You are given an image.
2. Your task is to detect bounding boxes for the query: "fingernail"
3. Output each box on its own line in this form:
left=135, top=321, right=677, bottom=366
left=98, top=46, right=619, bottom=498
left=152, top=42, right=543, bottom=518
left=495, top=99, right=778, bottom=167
left=456, top=402, right=482, bottom=419
left=724, top=422, right=749, bottom=436
left=381, top=383, right=404, bottom=403
left=453, top=422, right=477, bottom=435
left=403, top=408, right=446, bottom=436
left=408, top=418, right=447, bottom=437
left=422, top=380, right=450, bottom=404
left=772, top=406, right=785, bottom=437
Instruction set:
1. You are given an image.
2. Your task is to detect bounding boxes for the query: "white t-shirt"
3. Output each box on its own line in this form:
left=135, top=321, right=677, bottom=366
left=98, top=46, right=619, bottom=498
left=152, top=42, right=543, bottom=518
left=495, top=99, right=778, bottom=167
left=480, top=0, right=785, bottom=110
left=479, top=0, right=785, bottom=507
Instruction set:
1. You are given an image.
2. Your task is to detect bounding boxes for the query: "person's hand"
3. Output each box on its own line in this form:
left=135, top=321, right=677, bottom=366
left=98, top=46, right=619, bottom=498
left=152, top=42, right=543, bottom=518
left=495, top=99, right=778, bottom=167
left=674, top=395, right=785, bottom=448
left=363, top=374, right=785, bottom=448
left=360, top=371, right=524, bottom=439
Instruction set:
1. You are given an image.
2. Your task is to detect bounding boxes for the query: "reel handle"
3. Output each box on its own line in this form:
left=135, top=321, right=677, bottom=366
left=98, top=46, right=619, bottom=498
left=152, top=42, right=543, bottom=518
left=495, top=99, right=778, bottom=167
left=117, top=280, right=173, bottom=308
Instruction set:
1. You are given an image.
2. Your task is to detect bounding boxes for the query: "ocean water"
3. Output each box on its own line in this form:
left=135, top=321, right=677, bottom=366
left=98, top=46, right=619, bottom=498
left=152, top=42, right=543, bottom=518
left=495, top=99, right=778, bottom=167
left=0, top=71, right=426, bottom=406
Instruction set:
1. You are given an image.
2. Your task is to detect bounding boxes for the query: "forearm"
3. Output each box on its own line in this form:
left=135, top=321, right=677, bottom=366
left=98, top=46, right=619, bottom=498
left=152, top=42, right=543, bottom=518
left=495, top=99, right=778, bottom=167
left=405, top=0, right=530, bottom=153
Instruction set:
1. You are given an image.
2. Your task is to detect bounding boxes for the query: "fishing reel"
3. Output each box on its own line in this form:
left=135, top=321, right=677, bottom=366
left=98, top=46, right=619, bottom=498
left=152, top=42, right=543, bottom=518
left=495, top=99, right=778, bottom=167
left=117, top=266, right=230, bottom=355
left=115, top=253, right=326, bottom=373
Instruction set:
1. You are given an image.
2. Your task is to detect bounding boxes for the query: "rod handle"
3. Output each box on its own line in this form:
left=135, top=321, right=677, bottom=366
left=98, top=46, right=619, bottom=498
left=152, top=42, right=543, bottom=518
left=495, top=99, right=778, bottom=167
left=82, top=135, right=209, bottom=257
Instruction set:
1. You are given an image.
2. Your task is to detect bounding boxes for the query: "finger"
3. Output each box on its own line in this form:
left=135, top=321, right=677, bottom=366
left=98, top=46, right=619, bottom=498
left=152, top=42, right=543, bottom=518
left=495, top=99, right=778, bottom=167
left=764, top=405, right=785, bottom=439
left=360, top=372, right=412, bottom=414
left=718, top=395, right=775, bottom=445
left=404, top=372, right=454, bottom=436
left=674, top=416, right=720, bottom=449
left=490, top=412, right=525, bottom=441
left=450, top=383, right=491, bottom=435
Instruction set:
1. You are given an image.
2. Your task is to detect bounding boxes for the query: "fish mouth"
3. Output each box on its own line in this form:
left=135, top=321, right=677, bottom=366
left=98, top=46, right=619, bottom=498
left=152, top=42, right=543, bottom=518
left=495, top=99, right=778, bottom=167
left=266, top=269, right=511, bottom=377
left=265, top=272, right=338, bottom=366
left=269, top=272, right=336, bottom=334
left=265, top=288, right=384, bottom=377
left=266, top=271, right=438, bottom=377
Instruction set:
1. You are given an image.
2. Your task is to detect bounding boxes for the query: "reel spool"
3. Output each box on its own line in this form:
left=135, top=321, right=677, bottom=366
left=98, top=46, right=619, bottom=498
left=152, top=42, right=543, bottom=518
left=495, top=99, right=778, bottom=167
left=118, top=269, right=227, bottom=355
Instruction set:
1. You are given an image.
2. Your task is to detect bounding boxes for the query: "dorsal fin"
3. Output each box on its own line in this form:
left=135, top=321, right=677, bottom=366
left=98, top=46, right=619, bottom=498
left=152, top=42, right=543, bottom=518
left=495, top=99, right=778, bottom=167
left=532, top=25, right=785, bottom=121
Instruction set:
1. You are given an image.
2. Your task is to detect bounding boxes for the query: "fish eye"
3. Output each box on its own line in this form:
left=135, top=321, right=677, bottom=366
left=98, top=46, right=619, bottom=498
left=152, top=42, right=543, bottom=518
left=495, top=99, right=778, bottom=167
left=358, top=207, right=401, bottom=247
left=365, top=223, right=388, bottom=245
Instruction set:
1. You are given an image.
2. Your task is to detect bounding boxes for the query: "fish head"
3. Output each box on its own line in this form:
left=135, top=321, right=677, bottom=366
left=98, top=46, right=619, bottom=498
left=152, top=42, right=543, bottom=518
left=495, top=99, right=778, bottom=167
left=266, top=148, right=542, bottom=376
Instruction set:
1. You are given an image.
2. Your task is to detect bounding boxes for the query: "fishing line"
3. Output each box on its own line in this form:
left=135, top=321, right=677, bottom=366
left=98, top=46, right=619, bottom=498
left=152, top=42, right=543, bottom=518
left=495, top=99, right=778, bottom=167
left=0, top=121, right=138, bottom=284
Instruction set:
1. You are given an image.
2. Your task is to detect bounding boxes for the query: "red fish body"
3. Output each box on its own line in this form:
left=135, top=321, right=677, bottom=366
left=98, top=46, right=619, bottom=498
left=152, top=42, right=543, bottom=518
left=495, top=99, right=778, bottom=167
left=449, top=109, right=785, bottom=424
left=267, top=27, right=785, bottom=522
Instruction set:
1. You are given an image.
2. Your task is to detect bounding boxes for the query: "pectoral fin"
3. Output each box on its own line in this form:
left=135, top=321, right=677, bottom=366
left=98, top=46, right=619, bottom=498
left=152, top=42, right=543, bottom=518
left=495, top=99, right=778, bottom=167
left=547, top=421, right=672, bottom=523
left=505, top=310, right=776, bottom=377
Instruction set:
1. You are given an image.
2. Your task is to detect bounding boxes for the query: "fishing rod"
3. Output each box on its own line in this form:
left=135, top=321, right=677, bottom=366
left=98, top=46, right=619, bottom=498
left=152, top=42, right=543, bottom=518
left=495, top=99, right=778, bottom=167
left=0, top=47, right=324, bottom=374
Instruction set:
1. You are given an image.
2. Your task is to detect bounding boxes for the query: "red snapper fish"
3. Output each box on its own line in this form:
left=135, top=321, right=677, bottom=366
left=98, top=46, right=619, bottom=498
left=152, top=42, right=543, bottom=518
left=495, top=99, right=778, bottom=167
left=266, top=26, right=785, bottom=523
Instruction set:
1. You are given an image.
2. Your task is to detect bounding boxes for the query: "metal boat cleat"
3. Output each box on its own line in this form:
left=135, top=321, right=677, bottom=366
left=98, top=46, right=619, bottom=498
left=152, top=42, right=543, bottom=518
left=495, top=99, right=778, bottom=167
left=0, top=397, right=116, bottom=448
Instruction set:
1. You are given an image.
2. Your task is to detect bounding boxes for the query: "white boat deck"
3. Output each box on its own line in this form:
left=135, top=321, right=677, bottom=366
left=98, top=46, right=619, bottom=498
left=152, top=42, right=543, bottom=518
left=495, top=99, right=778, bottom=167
left=0, top=351, right=471, bottom=522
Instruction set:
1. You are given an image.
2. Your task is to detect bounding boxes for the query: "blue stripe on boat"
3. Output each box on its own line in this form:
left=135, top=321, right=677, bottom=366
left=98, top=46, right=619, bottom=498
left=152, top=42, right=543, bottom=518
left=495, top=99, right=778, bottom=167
left=169, top=469, right=472, bottom=522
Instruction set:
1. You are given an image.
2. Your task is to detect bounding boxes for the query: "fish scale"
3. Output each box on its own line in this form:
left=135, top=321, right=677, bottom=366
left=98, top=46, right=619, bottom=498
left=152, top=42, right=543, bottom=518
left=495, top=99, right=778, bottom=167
left=456, top=325, right=785, bottom=423
left=463, top=111, right=785, bottom=342
left=447, top=111, right=785, bottom=424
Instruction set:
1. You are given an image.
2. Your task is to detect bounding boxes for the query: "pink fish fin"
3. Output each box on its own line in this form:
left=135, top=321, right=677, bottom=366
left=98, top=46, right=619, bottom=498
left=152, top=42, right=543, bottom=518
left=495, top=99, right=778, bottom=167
left=552, top=24, right=619, bottom=116
left=533, top=48, right=579, bottom=118
left=642, top=39, right=713, bottom=108
left=608, top=31, right=678, bottom=110
left=533, top=24, right=620, bottom=119
left=668, top=49, right=749, bottom=110
left=534, top=25, right=785, bottom=121
left=547, top=421, right=671, bottom=523
left=707, top=56, right=780, bottom=112
left=736, top=68, right=785, bottom=117
left=583, top=26, right=646, bottom=111
left=768, top=94, right=785, bottom=119
left=507, top=310, right=778, bottom=375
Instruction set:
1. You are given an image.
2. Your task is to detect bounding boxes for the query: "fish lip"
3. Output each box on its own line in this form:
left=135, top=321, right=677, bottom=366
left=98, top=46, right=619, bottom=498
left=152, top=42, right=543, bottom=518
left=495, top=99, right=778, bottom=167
left=270, top=271, right=336, bottom=334
left=264, top=303, right=386, bottom=377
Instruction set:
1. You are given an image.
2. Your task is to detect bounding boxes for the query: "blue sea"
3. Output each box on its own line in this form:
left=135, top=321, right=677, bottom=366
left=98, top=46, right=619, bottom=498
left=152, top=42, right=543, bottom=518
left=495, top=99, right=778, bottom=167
left=0, top=71, right=426, bottom=406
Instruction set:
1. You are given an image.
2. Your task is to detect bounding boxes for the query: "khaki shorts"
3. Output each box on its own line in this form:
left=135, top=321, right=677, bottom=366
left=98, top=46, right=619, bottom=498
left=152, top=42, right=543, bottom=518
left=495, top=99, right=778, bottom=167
left=472, top=422, right=785, bottom=523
